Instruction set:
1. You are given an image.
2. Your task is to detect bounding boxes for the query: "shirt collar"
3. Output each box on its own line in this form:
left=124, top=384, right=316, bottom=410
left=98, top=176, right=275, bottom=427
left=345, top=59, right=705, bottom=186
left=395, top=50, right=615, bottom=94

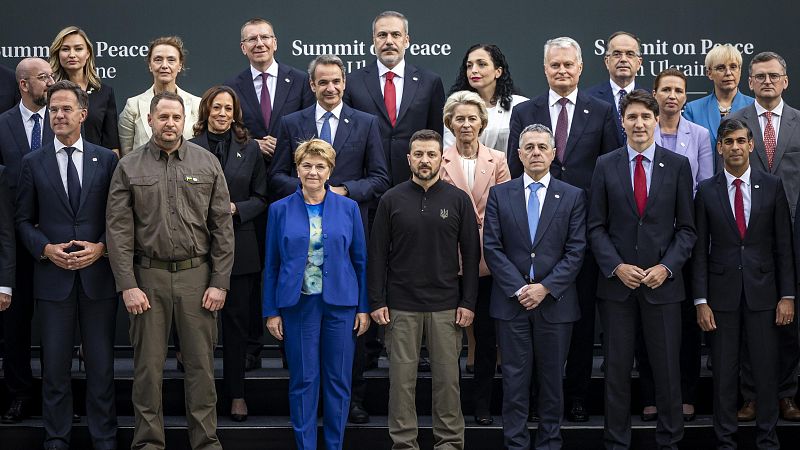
left=315, top=102, right=344, bottom=122
left=54, top=136, right=84, bottom=153
left=250, top=61, right=279, bottom=81
left=377, top=58, right=405, bottom=79
left=610, top=79, right=635, bottom=97
left=627, top=142, right=656, bottom=162
left=19, top=103, right=47, bottom=123
left=148, top=138, right=187, bottom=160
left=724, top=166, right=752, bottom=187
left=523, top=171, right=551, bottom=190
left=548, top=88, right=578, bottom=107
left=754, top=99, right=784, bottom=118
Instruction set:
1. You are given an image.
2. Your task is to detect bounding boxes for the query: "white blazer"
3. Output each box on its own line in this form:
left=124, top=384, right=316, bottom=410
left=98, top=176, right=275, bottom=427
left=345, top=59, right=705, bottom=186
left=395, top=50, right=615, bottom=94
left=118, top=85, right=201, bottom=156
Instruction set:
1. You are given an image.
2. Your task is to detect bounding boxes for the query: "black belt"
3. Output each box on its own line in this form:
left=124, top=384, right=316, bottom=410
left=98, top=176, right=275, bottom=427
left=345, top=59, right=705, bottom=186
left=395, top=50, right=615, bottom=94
left=134, top=255, right=208, bottom=272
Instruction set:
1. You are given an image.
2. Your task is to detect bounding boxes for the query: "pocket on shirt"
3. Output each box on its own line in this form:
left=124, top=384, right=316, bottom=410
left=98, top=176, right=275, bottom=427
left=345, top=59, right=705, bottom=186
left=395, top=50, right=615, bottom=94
left=129, top=176, right=160, bottom=207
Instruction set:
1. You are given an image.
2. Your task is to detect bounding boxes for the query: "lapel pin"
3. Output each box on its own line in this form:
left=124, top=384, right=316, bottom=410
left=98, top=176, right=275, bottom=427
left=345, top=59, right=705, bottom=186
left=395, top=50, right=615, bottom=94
left=680, top=142, right=686, bottom=147
left=344, top=118, right=350, bottom=124
left=659, top=162, right=665, bottom=167
left=481, top=169, right=486, bottom=174
left=236, top=152, right=242, bottom=158
left=754, top=184, right=760, bottom=189
left=583, top=109, right=589, bottom=114
left=555, top=194, right=561, bottom=199
left=92, top=157, right=97, bottom=162
left=412, top=76, right=419, bottom=81
left=285, top=78, right=290, bottom=83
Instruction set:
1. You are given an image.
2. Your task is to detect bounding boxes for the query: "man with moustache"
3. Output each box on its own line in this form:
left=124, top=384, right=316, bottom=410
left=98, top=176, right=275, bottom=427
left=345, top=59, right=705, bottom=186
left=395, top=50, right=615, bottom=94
left=369, top=129, right=479, bottom=450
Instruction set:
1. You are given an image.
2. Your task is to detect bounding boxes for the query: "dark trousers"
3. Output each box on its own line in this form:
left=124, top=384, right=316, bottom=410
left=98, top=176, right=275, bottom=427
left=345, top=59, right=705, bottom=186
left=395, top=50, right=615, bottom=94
left=564, top=256, right=599, bottom=402
left=472, top=276, right=496, bottom=417
left=1, top=243, right=34, bottom=401
left=221, top=273, right=260, bottom=400
left=599, top=293, right=683, bottom=450
left=246, top=211, right=268, bottom=358
left=712, top=297, right=779, bottom=450
left=39, top=277, right=117, bottom=450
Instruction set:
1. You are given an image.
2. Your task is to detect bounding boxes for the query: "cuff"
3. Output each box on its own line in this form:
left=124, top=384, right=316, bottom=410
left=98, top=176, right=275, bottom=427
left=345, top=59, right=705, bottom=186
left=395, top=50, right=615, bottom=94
left=660, top=264, right=673, bottom=278
left=115, top=275, right=139, bottom=292
left=0, top=287, right=11, bottom=296
left=694, top=298, right=707, bottom=306
left=611, top=263, right=622, bottom=278
left=514, top=285, right=526, bottom=298
left=209, top=274, right=231, bottom=291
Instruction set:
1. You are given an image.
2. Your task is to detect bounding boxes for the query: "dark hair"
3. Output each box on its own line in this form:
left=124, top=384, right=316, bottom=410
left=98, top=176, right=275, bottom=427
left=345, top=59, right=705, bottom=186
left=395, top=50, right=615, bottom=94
left=408, top=129, right=442, bottom=154
left=448, top=44, right=517, bottom=111
left=194, top=86, right=250, bottom=144
left=619, top=89, right=659, bottom=117
left=717, top=118, right=753, bottom=144
left=46, top=80, right=88, bottom=109
left=748, top=51, right=787, bottom=74
left=653, top=67, right=687, bottom=91
left=150, top=91, right=184, bottom=114
left=605, top=31, right=642, bottom=55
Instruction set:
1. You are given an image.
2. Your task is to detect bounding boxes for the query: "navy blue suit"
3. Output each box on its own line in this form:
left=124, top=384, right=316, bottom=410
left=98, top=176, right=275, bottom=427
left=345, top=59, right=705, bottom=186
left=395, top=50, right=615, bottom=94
left=343, top=61, right=445, bottom=186
left=585, top=81, right=645, bottom=145
left=484, top=176, right=585, bottom=449
left=0, top=105, right=54, bottom=197
left=0, top=65, right=18, bottom=114
left=0, top=166, right=13, bottom=288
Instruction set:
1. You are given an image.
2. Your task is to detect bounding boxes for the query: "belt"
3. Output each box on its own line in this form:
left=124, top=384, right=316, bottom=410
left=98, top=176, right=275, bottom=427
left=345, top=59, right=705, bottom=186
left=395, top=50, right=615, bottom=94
left=134, top=255, right=208, bottom=272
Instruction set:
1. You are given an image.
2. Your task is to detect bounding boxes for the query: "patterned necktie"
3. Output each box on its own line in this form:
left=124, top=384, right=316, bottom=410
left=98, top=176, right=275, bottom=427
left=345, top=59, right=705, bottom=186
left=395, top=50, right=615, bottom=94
left=618, top=89, right=628, bottom=144
left=555, top=97, right=569, bottom=163
left=31, top=113, right=42, bottom=150
left=634, top=154, right=647, bottom=216
left=320, top=111, right=333, bottom=144
left=527, top=182, right=543, bottom=279
left=384, top=71, right=397, bottom=127
left=260, top=72, right=272, bottom=130
left=64, top=147, right=81, bottom=215
left=733, top=179, right=746, bottom=239
left=763, top=111, right=777, bottom=170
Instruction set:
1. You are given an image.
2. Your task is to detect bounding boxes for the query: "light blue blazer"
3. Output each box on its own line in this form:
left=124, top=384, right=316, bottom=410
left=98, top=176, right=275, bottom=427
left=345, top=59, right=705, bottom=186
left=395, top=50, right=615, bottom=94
left=655, top=118, right=714, bottom=193
left=683, top=91, right=754, bottom=150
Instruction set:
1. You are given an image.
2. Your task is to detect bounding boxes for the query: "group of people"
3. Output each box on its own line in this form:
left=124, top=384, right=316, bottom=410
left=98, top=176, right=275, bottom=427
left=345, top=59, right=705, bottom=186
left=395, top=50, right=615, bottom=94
left=0, top=9, right=798, bottom=450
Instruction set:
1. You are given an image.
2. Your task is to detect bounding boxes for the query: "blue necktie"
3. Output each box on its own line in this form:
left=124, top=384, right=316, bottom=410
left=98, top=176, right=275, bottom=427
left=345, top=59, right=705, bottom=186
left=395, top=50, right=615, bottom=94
left=31, top=113, right=41, bottom=150
left=64, top=147, right=81, bottom=215
left=618, top=89, right=627, bottom=144
left=320, top=111, right=333, bottom=144
left=527, top=182, right=542, bottom=278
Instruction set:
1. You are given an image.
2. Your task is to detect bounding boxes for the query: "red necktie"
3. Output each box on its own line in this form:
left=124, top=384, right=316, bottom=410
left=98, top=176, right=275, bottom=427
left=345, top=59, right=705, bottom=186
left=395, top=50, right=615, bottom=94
left=634, top=154, right=647, bottom=216
left=733, top=179, right=746, bottom=239
left=384, top=71, right=397, bottom=127
left=763, top=111, right=776, bottom=170
left=555, top=97, right=569, bottom=163
left=260, top=73, right=272, bottom=130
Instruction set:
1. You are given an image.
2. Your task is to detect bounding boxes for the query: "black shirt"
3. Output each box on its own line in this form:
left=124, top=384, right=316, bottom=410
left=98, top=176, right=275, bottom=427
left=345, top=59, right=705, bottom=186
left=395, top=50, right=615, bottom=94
left=368, top=179, right=480, bottom=312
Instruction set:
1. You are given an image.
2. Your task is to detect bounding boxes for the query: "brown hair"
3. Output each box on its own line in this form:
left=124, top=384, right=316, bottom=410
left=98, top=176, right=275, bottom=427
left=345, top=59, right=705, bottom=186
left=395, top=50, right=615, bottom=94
left=408, top=129, right=443, bottom=154
left=653, top=67, right=687, bottom=91
left=193, top=86, right=250, bottom=144
left=146, top=36, right=187, bottom=67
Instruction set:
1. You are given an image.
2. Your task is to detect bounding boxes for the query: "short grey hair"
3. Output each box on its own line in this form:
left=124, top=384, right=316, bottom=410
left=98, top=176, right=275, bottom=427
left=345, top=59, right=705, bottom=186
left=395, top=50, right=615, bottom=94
left=543, top=37, right=582, bottom=65
left=519, top=124, right=556, bottom=149
left=372, top=10, right=408, bottom=34
left=308, top=54, right=346, bottom=82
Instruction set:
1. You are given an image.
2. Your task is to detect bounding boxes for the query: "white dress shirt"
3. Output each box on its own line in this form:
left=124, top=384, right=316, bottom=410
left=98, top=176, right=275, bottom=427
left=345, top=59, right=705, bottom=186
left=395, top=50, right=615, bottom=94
left=460, top=156, right=477, bottom=191
left=548, top=88, right=578, bottom=137
left=54, top=137, right=84, bottom=195
left=20, top=103, right=47, bottom=147
left=755, top=99, right=784, bottom=141
left=315, top=102, right=344, bottom=140
left=515, top=172, right=551, bottom=296
left=377, top=59, right=405, bottom=119
left=250, top=63, right=278, bottom=108
left=610, top=80, right=635, bottom=111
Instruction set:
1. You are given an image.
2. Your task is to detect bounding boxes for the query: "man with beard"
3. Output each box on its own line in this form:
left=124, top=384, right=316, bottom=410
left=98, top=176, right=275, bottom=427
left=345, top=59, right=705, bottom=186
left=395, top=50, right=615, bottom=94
left=369, top=129, right=480, bottom=450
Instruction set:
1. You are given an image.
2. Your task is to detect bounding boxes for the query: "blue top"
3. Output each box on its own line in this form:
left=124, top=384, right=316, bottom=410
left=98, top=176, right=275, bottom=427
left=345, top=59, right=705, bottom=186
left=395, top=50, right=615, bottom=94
left=303, top=203, right=324, bottom=294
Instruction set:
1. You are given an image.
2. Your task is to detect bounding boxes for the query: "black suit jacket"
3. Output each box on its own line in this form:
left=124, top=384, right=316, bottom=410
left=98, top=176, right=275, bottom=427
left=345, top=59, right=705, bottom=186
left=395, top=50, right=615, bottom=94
left=507, top=90, right=620, bottom=187
left=584, top=80, right=644, bottom=145
left=0, top=165, right=14, bottom=288
left=0, top=65, right=18, bottom=114
left=190, top=133, right=268, bottom=275
left=0, top=104, right=54, bottom=197
left=693, top=170, right=794, bottom=311
left=588, top=145, right=696, bottom=304
left=84, top=83, right=120, bottom=150
left=343, top=61, right=445, bottom=186
left=15, top=141, right=117, bottom=301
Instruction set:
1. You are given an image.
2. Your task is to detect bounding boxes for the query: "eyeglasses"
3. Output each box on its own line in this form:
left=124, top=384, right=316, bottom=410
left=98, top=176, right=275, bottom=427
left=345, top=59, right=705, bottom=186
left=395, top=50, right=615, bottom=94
left=241, top=34, right=275, bottom=45
left=607, top=50, right=640, bottom=60
left=712, top=64, right=740, bottom=74
left=28, top=73, right=55, bottom=82
left=751, top=73, right=786, bottom=83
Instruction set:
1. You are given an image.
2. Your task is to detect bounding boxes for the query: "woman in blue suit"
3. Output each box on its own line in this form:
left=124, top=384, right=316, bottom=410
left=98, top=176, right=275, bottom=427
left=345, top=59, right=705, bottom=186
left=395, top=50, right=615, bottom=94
left=263, top=138, right=370, bottom=450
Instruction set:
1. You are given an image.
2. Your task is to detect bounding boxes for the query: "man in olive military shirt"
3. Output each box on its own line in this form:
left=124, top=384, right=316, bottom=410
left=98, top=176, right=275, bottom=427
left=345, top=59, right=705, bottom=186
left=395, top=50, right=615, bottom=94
left=106, top=91, right=234, bottom=450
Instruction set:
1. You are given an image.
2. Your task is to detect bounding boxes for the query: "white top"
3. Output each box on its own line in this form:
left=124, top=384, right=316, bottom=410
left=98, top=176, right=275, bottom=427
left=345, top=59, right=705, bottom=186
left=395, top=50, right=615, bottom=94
left=460, top=156, right=476, bottom=191
left=548, top=89, right=578, bottom=138
left=377, top=59, right=405, bottom=119
left=250, top=63, right=278, bottom=107
left=54, top=136, right=84, bottom=194
left=19, top=103, right=47, bottom=148
left=444, top=94, right=528, bottom=151
left=754, top=99, right=784, bottom=141
left=315, top=102, right=344, bottom=139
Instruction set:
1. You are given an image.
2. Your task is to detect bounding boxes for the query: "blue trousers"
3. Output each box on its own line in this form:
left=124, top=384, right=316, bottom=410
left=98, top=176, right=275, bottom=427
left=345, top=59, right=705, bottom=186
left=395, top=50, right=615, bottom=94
left=282, top=294, right=356, bottom=450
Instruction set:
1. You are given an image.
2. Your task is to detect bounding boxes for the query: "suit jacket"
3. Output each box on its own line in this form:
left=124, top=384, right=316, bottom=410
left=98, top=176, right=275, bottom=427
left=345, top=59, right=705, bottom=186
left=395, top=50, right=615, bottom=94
left=654, top=119, right=714, bottom=191
left=269, top=103, right=390, bottom=211
left=224, top=63, right=314, bottom=140
left=0, top=65, right=19, bottom=114
left=262, top=187, right=367, bottom=316
left=483, top=176, right=586, bottom=323
left=683, top=91, right=754, bottom=151
left=190, top=133, right=268, bottom=275
left=0, top=166, right=14, bottom=288
left=118, top=85, right=200, bottom=156
left=0, top=104, right=54, bottom=197
left=440, top=143, right=510, bottom=276
left=84, top=83, right=120, bottom=150
left=693, top=170, right=794, bottom=311
left=588, top=145, right=696, bottom=304
left=729, top=102, right=800, bottom=219
left=343, top=61, right=445, bottom=186
left=507, top=90, right=620, bottom=187
left=15, top=141, right=118, bottom=301
left=585, top=80, right=644, bottom=144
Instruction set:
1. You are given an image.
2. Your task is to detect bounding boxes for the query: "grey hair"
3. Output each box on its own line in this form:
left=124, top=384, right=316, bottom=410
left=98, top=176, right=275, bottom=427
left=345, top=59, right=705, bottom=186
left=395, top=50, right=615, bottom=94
left=519, top=124, right=556, bottom=148
left=443, top=90, right=489, bottom=135
left=372, top=11, right=408, bottom=34
left=308, top=54, right=346, bottom=82
left=543, top=36, right=582, bottom=65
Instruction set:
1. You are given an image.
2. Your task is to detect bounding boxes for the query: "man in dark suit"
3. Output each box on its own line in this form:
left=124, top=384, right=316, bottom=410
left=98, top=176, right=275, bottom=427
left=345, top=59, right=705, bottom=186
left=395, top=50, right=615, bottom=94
left=588, top=89, right=696, bottom=449
left=16, top=81, right=118, bottom=450
left=729, top=51, right=800, bottom=421
left=0, top=58, right=54, bottom=423
left=507, top=36, right=620, bottom=422
left=585, top=31, right=644, bottom=146
left=0, top=165, right=13, bottom=313
left=484, top=123, right=586, bottom=449
left=0, top=65, right=19, bottom=114
left=694, top=118, right=794, bottom=450
left=270, top=54, right=390, bottom=230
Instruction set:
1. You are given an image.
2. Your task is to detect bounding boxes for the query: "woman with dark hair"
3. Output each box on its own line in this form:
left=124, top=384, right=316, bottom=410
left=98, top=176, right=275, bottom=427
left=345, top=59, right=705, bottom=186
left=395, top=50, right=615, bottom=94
left=49, top=26, right=120, bottom=154
left=190, top=85, right=268, bottom=421
left=444, top=44, right=527, bottom=153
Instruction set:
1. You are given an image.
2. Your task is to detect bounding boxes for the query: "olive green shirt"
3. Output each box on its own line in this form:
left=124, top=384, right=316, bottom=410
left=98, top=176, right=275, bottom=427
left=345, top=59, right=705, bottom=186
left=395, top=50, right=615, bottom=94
left=106, top=138, right=235, bottom=291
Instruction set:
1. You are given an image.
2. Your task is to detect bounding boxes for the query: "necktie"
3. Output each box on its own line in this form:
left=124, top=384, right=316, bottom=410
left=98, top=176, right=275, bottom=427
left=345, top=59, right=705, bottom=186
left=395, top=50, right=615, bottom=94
left=634, top=154, right=647, bottom=216
left=618, top=89, right=628, bottom=144
left=527, top=182, right=542, bottom=279
left=733, top=179, right=746, bottom=239
left=763, top=111, right=776, bottom=170
left=555, top=98, right=569, bottom=163
left=260, top=72, right=272, bottom=130
left=320, top=111, right=333, bottom=144
left=64, top=147, right=81, bottom=215
left=31, top=113, right=42, bottom=151
left=384, top=71, right=397, bottom=127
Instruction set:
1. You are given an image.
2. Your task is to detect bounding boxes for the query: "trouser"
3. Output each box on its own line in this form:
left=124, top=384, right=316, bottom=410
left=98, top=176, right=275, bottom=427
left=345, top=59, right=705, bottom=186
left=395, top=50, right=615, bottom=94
left=129, top=262, right=221, bottom=450
left=221, top=273, right=259, bottom=400
left=386, top=309, right=464, bottom=450
left=1, top=243, right=34, bottom=402
left=472, top=276, right=496, bottom=417
left=40, top=277, right=117, bottom=450
left=563, top=256, right=599, bottom=403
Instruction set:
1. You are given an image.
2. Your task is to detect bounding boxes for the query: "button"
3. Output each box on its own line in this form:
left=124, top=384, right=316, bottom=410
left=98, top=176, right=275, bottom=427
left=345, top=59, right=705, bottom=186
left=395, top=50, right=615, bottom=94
left=634, top=245, right=638, bottom=250
left=562, top=167, right=567, bottom=171
left=638, top=221, right=643, bottom=226
left=738, top=265, right=742, bottom=270
left=530, top=252, right=535, bottom=258
left=323, top=234, right=328, bottom=239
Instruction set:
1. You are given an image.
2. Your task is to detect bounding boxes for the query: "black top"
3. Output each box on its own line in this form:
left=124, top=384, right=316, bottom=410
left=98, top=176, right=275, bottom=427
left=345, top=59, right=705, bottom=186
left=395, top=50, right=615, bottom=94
left=368, top=179, right=480, bottom=312
left=83, top=83, right=120, bottom=150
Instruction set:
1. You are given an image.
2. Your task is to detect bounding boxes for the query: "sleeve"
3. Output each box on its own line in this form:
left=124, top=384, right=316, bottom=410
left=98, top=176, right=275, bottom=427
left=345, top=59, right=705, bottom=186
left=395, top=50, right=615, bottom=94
left=0, top=168, right=15, bottom=288
left=426, top=75, right=446, bottom=137
left=106, top=162, right=137, bottom=291
left=691, top=186, right=710, bottom=301
left=586, top=159, right=625, bottom=276
left=341, top=115, right=390, bottom=202
left=600, top=103, right=622, bottom=154
left=269, top=117, right=301, bottom=200
left=540, top=191, right=587, bottom=298
left=367, top=196, right=391, bottom=311
left=695, top=127, right=714, bottom=184
left=101, top=85, right=121, bottom=151
left=457, top=193, right=481, bottom=311
left=348, top=201, right=369, bottom=313
left=482, top=187, right=527, bottom=298
left=262, top=204, right=281, bottom=317
left=659, top=158, right=697, bottom=273
left=207, top=164, right=235, bottom=290
left=234, top=142, right=269, bottom=224
left=775, top=180, right=795, bottom=297
left=299, top=73, right=316, bottom=109
left=506, top=107, right=524, bottom=178
left=117, top=97, right=137, bottom=157
left=14, top=158, right=49, bottom=259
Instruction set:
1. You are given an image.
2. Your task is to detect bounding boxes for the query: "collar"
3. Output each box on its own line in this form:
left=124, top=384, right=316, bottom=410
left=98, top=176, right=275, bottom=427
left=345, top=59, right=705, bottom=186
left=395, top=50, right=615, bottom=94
left=610, top=79, right=635, bottom=96
left=19, top=103, right=47, bottom=122
left=548, top=88, right=578, bottom=107
left=148, top=137, right=187, bottom=160
left=627, top=142, right=656, bottom=162
left=377, top=59, right=405, bottom=79
left=315, top=102, right=344, bottom=121
left=250, top=61, right=279, bottom=81
left=523, top=171, right=551, bottom=189
left=755, top=99, right=784, bottom=118
left=724, top=166, right=752, bottom=187
left=54, top=136, right=84, bottom=153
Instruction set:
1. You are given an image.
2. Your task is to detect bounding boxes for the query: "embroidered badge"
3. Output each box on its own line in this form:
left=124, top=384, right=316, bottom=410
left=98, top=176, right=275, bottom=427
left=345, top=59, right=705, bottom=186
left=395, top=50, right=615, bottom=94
left=440, top=209, right=449, bottom=219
